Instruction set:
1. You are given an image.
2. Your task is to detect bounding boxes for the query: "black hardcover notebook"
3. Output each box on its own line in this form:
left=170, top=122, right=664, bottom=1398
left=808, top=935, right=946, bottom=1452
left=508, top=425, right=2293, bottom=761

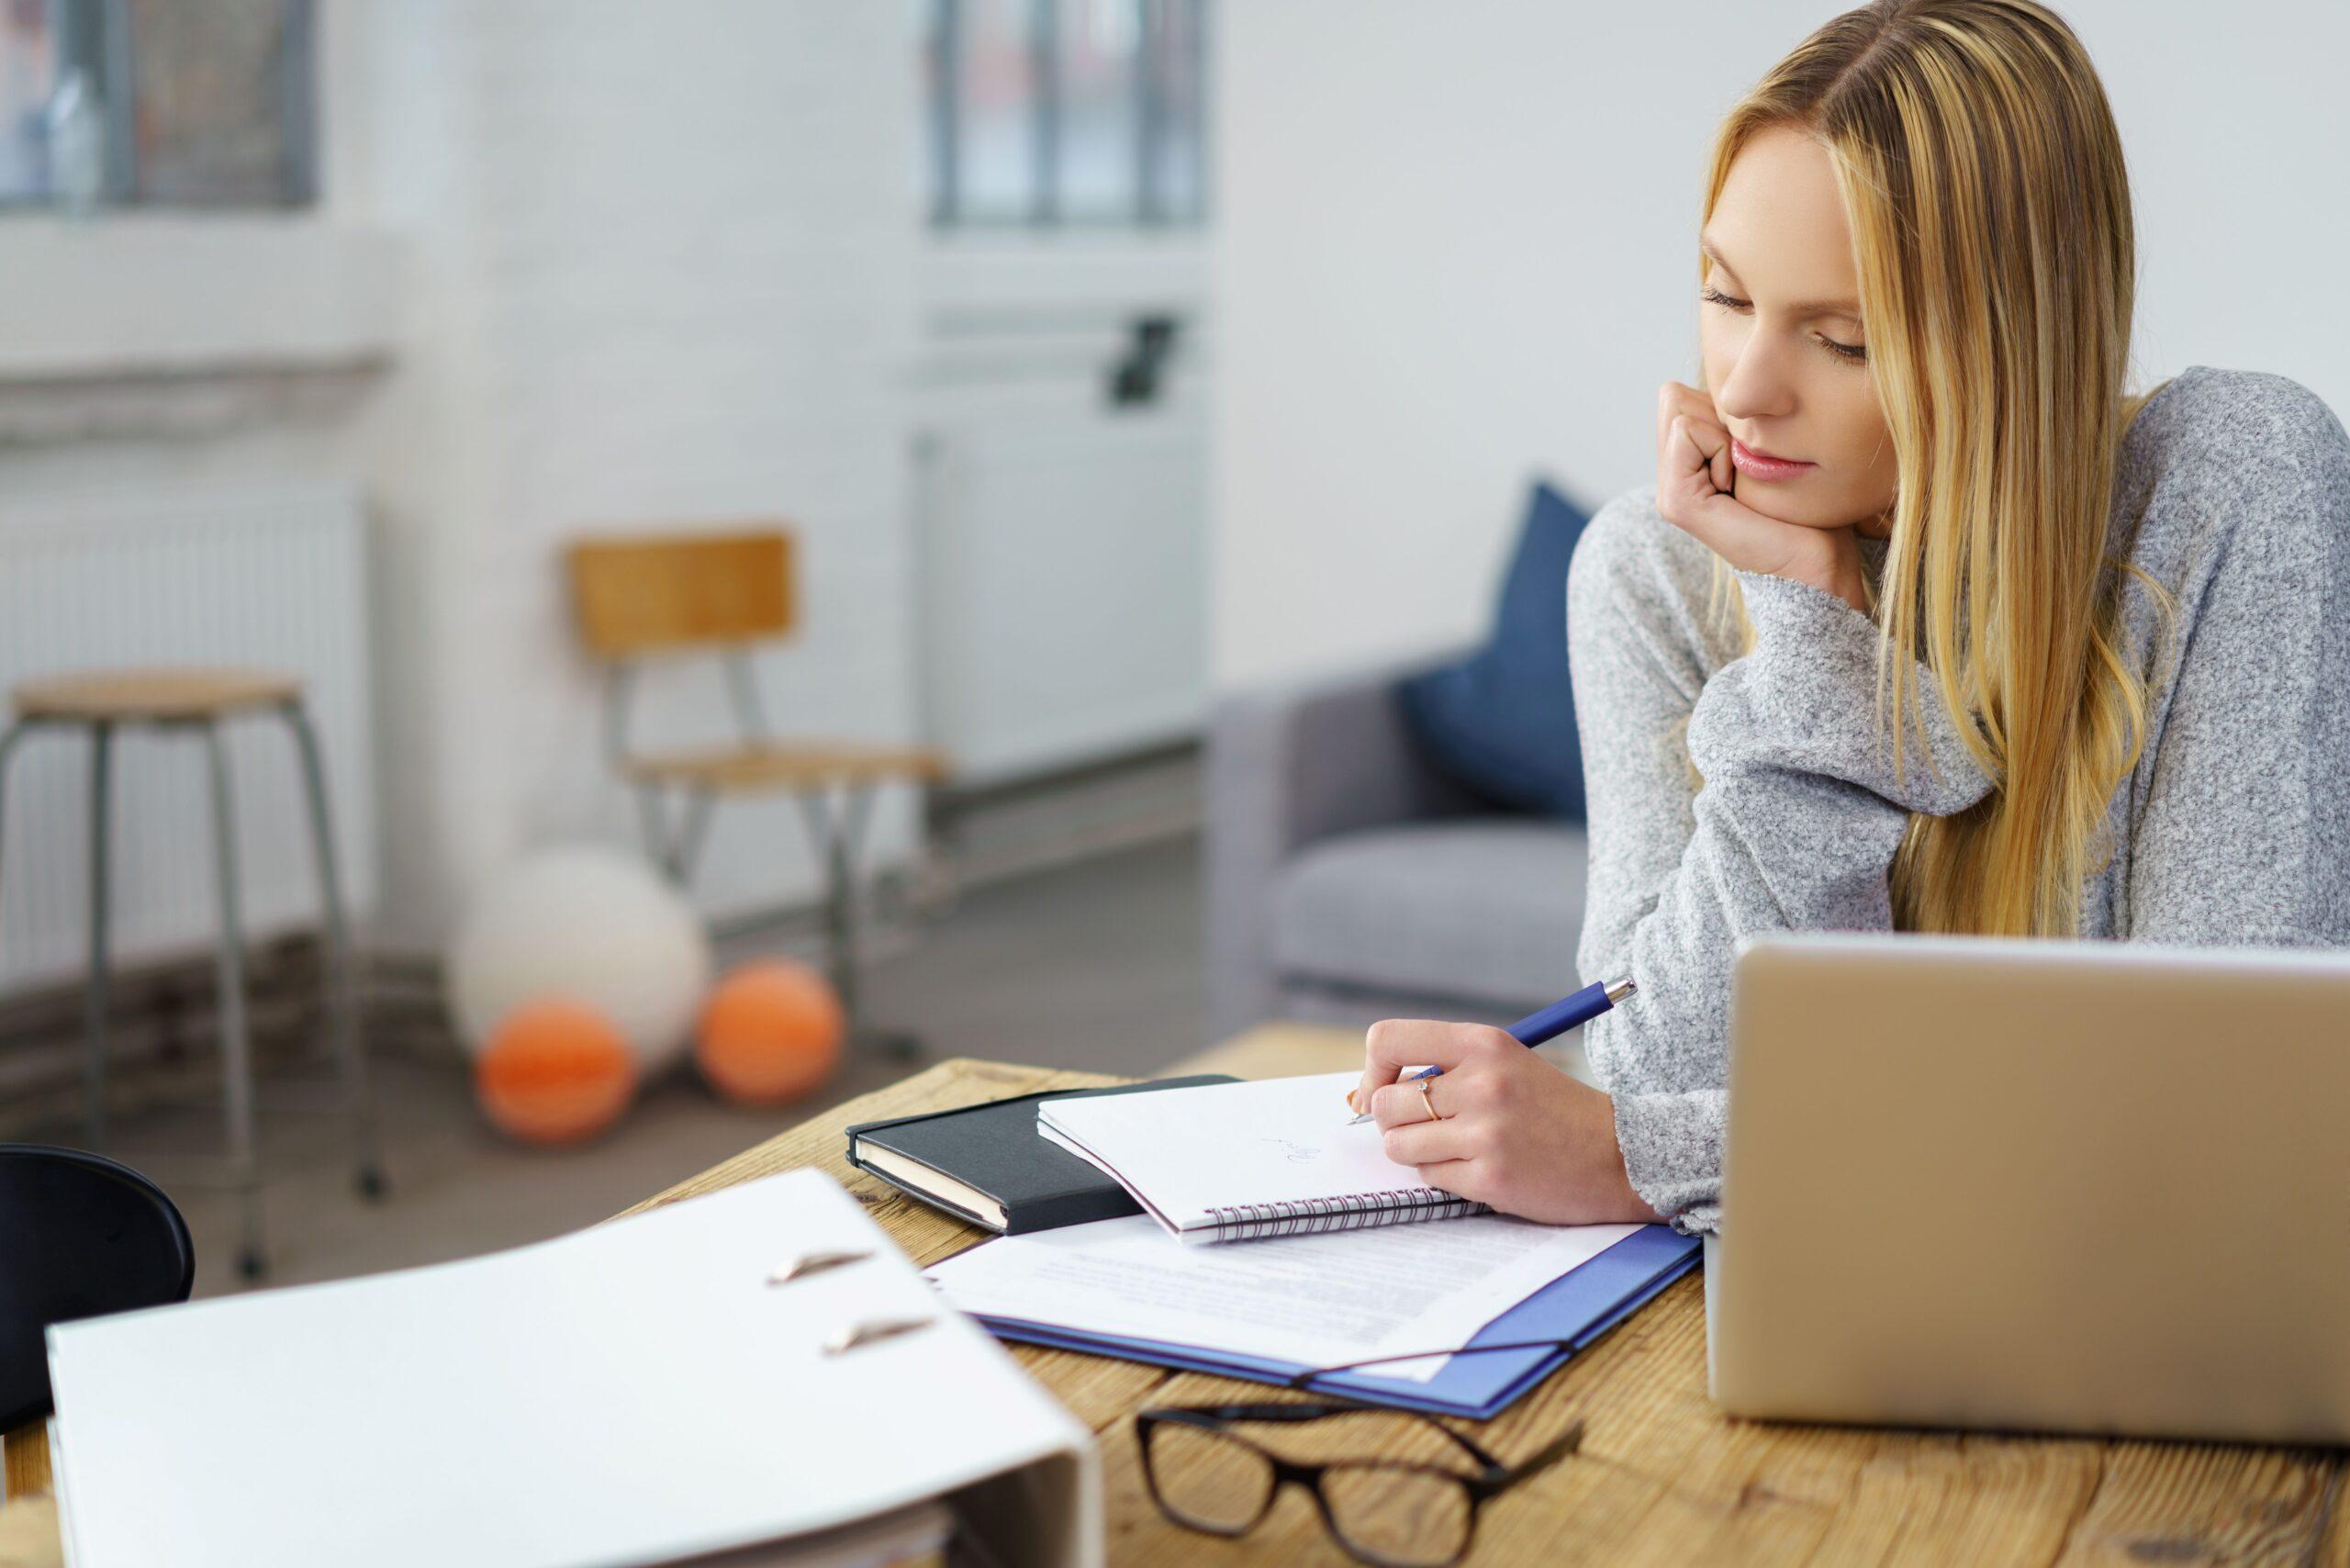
left=845, top=1075, right=1237, bottom=1235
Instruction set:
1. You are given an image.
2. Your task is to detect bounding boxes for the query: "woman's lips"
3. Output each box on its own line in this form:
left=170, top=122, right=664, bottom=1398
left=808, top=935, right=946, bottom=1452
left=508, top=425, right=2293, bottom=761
left=1731, top=437, right=1818, bottom=481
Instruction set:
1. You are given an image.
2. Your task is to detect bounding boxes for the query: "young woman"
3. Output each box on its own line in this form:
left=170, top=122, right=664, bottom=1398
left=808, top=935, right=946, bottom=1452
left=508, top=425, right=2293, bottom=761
left=1348, top=0, right=2350, bottom=1235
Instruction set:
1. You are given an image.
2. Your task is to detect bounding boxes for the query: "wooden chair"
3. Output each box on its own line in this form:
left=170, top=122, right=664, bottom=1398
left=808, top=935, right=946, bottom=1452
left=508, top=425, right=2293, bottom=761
left=565, top=529, right=948, bottom=1058
left=0, top=669, right=386, bottom=1282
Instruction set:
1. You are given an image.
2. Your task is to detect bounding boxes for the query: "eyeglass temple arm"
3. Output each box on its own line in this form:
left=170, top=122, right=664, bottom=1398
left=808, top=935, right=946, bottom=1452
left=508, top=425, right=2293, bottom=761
left=1144, top=1395, right=1581, bottom=1490
left=1489, top=1419, right=1586, bottom=1490
left=1281, top=1336, right=1597, bottom=1472
left=1160, top=1399, right=1511, bottom=1478
left=1170, top=1401, right=1358, bottom=1426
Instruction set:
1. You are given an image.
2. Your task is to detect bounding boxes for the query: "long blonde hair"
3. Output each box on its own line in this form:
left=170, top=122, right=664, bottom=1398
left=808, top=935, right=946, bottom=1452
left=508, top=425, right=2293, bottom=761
left=1699, top=0, right=2170, bottom=936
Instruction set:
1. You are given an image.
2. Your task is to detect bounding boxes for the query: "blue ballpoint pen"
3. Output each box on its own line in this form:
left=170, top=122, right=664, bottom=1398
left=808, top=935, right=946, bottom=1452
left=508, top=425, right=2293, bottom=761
left=1344, top=976, right=1637, bottom=1125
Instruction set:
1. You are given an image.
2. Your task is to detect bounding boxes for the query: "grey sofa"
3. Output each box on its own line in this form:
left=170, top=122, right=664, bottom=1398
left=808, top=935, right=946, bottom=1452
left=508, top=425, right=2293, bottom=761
left=1204, top=649, right=1592, bottom=1043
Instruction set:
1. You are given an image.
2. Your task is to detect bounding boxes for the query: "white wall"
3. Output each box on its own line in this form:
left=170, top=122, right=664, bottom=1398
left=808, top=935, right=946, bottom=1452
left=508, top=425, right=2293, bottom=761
left=344, top=0, right=927, bottom=943
left=912, top=239, right=1212, bottom=786
left=0, top=0, right=1207, bottom=969
left=0, top=3, right=931, bottom=956
left=1209, top=1, right=2350, bottom=688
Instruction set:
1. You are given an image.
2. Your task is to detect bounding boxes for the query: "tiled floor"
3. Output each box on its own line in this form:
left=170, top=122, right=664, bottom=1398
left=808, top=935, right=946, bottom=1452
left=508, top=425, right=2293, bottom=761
left=26, top=834, right=1204, bottom=1299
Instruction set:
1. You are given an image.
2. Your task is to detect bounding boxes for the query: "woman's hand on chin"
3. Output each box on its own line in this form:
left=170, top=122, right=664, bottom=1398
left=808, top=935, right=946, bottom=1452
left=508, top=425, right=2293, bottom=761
left=1656, top=380, right=1868, bottom=613
left=1348, top=1019, right=1666, bottom=1227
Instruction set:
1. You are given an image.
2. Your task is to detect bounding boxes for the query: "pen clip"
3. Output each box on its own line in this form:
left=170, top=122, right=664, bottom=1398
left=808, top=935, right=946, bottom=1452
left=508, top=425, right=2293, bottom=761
left=768, top=1248, right=873, bottom=1286
left=822, top=1316, right=936, bottom=1356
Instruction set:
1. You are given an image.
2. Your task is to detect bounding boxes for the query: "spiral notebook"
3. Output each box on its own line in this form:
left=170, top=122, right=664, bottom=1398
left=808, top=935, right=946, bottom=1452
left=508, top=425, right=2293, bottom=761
left=1037, top=1070, right=1489, bottom=1244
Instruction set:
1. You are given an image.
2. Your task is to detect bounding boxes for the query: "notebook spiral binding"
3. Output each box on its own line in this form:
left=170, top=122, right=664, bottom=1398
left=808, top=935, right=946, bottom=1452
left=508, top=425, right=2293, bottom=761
left=1201, top=1189, right=1491, bottom=1243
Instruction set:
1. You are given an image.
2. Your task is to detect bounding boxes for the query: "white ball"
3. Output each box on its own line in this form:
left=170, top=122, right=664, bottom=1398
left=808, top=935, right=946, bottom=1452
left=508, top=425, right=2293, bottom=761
left=447, top=845, right=713, bottom=1074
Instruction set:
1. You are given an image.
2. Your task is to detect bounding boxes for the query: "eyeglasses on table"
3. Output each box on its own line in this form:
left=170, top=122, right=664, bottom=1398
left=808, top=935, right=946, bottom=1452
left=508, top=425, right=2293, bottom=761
left=1134, top=1393, right=1584, bottom=1568
left=1123, top=1335, right=1588, bottom=1568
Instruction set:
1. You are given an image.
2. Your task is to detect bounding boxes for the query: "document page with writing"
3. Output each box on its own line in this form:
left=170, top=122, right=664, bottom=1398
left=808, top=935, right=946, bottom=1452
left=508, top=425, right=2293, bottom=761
left=1038, top=1070, right=1463, bottom=1238
left=927, top=1212, right=1639, bottom=1382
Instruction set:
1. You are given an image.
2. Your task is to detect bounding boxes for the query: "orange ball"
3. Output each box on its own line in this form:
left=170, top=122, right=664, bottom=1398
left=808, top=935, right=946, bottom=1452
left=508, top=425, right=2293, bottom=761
left=474, top=999, right=638, bottom=1146
left=695, top=960, right=845, bottom=1105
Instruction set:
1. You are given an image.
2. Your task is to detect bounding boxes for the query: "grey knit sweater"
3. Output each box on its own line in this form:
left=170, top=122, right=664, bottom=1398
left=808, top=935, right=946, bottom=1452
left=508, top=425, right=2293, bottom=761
left=1566, top=364, right=2350, bottom=1236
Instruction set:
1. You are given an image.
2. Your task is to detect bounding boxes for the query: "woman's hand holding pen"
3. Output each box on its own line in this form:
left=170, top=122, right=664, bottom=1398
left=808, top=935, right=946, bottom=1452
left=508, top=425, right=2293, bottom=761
left=1348, top=1021, right=1664, bottom=1227
left=1656, top=380, right=1869, bottom=613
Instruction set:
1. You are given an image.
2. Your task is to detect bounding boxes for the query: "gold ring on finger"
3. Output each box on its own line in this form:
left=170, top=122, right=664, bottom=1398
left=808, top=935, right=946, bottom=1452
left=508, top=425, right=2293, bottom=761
left=1417, top=1076, right=1445, bottom=1123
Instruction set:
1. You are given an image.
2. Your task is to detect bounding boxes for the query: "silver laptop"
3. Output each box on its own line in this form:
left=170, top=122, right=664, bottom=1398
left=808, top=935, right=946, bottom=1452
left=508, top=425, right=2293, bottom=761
left=1707, top=933, right=2350, bottom=1445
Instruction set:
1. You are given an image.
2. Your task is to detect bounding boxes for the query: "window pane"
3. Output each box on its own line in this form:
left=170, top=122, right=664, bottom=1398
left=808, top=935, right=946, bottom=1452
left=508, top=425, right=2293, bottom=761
left=0, top=0, right=55, bottom=203
left=954, top=0, right=1042, bottom=222
left=1146, top=0, right=1205, bottom=223
left=127, top=0, right=312, bottom=207
left=918, top=0, right=947, bottom=221
left=1054, top=0, right=1140, bottom=222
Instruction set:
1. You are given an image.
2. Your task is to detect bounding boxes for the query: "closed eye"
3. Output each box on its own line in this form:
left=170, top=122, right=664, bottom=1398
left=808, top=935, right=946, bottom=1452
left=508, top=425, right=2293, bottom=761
left=1699, top=287, right=1868, bottom=365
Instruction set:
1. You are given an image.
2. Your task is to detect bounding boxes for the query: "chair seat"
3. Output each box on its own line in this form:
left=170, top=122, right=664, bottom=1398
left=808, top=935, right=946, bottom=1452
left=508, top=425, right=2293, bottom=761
left=620, top=740, right=950, bottom=792
left=1272, top=818, right=1590, bottom=1011
left=12, top=667, right=300, bottom=723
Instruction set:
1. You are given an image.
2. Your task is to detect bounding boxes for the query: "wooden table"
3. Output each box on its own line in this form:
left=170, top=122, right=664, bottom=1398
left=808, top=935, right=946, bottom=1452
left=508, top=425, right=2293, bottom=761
left=6, top=1025, right=2346, bottom=1566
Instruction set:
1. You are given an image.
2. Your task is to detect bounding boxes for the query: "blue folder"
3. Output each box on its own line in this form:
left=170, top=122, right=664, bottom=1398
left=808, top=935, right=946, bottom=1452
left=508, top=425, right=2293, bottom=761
left=963, top=1223, right=1701, bottom=1419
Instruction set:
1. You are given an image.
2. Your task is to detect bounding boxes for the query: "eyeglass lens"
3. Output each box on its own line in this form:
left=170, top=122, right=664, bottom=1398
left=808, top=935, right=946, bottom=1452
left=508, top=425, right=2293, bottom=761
left=1144, top=1422, right=1277, bottom=1533
left=1319, top=1462, right=1476, bottom=1568
left=1145, top=1421, right=1478, bottom=1568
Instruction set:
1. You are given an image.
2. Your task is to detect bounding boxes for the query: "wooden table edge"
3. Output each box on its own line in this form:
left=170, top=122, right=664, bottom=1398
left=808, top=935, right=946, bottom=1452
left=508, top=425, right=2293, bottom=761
left=6, top=1035, right=2344, bottom=1568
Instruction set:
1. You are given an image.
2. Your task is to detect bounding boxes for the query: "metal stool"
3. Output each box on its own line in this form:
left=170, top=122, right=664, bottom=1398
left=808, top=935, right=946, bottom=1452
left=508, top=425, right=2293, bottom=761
left=0, top=669, right=385, bottom=1281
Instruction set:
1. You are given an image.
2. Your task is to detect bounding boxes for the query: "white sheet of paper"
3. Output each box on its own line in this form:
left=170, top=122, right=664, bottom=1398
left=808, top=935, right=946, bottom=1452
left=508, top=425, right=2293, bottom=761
left=927, top=1212, right=1639, bottom=1382
left=1036, top=1070, right=1449, bottom=1234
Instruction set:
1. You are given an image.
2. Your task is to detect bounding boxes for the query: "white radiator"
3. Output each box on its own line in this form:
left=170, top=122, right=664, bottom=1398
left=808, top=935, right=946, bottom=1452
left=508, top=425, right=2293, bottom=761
left=912, top=302, right=1212, bottom=787
left=0, top=482, right=376, bottom=994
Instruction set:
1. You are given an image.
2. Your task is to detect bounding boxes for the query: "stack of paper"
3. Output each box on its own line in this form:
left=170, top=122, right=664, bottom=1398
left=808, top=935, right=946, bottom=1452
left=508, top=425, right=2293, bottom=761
left=929, top=1071, right=1703, bottom=1418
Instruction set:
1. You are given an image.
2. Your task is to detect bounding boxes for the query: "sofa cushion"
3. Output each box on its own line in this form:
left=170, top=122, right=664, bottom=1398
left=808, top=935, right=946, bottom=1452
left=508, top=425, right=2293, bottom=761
left=1393, top=478, right=1593, bottom=818
left=1270, top=819, right=1589, bottom=1011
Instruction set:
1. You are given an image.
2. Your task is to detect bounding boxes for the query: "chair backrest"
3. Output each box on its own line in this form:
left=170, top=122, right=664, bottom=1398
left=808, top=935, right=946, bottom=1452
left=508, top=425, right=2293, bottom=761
left=0, top=1145, right=194, bottom=1430
left=566, top=529, right=796, bottom=660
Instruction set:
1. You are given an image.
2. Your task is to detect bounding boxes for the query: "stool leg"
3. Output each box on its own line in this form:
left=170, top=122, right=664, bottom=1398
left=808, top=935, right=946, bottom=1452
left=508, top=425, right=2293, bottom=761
left=0, top=723, right=28, bottom=990
left=84, top=722, right=115, bottom=1151
left=0, top=727, right=32, bottom=1116
left=283, top=703, right=384, bottom=1200
left=202, top=725, right=266, bottom=1281
left=0, top=722, right=26, bottom=895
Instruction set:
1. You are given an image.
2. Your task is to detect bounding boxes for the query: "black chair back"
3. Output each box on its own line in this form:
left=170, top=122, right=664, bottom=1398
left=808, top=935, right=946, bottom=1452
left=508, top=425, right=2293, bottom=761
left=0, top=1144, right=195, bottom=1431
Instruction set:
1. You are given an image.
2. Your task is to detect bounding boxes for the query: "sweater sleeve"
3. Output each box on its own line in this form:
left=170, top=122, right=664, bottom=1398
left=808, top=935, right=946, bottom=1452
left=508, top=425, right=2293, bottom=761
left=1566, top=496, right=1993, bottom=1234
left=2120, top=387, right=2350, bottom=944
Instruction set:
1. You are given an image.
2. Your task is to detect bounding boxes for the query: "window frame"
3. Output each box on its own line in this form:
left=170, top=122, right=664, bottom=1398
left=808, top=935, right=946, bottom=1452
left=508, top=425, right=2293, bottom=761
left=925, top=0, right=1208, bottom=231
left=2, top=0, right=318, bottom=213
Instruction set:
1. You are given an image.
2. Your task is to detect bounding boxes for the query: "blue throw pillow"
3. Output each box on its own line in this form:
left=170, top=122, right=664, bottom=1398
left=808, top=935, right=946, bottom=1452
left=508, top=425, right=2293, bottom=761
left=1393, top=477, right=1593, bottom=819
